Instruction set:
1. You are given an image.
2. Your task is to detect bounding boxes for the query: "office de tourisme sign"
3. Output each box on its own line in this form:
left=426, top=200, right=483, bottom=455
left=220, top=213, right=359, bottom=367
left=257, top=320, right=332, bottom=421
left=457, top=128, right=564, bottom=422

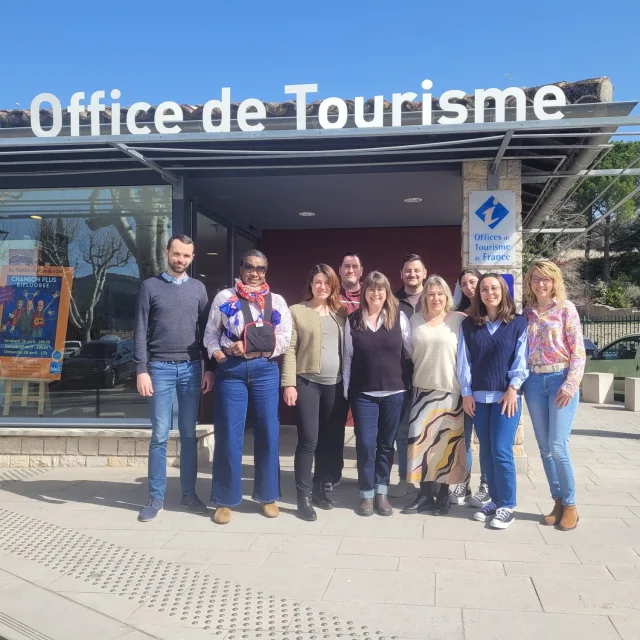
left=29, top=80, right=568, bottom=138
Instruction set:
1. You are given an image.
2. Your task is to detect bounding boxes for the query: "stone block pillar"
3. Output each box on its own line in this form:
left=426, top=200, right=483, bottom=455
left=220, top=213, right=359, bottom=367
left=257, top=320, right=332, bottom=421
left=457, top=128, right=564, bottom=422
left=461, top=159, right=527, bottom=473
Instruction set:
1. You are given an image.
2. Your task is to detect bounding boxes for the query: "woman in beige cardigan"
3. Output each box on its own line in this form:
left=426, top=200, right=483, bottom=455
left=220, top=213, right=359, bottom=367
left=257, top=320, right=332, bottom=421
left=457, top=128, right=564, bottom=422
left=282, top=264, right=349, bottom=521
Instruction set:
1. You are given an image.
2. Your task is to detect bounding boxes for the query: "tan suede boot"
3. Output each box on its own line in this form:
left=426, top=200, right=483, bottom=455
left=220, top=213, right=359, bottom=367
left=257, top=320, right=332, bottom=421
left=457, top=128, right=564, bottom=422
left=558, top=505, right=579, bottom=531
left=262, top=502, right=280, bottom=519
left=542, top=498, right=563, bottom=526
left=213, top=507, right=231, bottom=525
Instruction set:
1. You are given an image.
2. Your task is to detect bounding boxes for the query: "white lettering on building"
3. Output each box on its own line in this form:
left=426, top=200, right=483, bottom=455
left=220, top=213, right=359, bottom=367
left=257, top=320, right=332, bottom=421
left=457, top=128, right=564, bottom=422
left=29, top=81, right=567, bottom=138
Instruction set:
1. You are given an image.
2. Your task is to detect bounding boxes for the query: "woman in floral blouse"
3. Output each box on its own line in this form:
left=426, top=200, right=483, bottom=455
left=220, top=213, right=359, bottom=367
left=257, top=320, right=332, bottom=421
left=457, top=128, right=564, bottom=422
left=523, top=261, right=586, bottom=531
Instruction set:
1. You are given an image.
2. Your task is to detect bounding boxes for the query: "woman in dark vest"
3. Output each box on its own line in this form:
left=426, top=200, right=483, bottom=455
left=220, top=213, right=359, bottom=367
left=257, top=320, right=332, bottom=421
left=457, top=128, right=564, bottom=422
left=281, top=264, right=349, bottom=522
left=343, top=271, right=411, bottom=517
left=457, top=273, right=529, bottom=530
left=449, top=268, right=491, bottom=509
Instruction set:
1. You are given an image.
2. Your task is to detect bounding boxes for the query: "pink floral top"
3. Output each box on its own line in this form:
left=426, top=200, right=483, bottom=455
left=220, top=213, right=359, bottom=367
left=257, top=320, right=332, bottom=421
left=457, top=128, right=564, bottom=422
left=523, top=299, right=586, bottom=396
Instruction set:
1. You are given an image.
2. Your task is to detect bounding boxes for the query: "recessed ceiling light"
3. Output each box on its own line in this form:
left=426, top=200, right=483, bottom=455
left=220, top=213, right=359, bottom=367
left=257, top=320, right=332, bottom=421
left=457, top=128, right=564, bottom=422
left=206, top=252, right=218, bottom=256
left=298, top=211, right=315, bottom=217
left=30, top=215, right=43, bottom=219
left=199, top=274, right=206, bottom=277
left=404, top=197, right=422, bottom=203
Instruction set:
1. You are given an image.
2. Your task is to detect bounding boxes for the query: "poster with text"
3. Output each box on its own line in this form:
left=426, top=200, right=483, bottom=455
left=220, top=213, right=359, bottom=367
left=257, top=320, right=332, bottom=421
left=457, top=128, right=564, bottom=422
left=0, top=265, right=74, bottom=380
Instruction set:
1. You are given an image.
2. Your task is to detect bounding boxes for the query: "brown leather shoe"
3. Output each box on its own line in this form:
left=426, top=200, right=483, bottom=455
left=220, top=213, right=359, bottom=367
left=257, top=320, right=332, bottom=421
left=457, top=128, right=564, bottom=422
left=213, top=507, right=231, bottom=525
left=542, top=497, right=564, bottom=526
left=357, top=498, right=374, bottom=517
left=558, top=505, right=579, bottom=531
left=262, top=502, right=280, bottom=518
left=374, top=494, right=393, bottom=516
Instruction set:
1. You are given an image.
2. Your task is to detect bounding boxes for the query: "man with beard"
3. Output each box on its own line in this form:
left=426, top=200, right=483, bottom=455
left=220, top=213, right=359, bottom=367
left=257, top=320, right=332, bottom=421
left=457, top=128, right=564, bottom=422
left=389, top=253, right=427, bottom=498
left=338, top=252, right=363, bottom=315
left=134, top=235, right=214, bottom=522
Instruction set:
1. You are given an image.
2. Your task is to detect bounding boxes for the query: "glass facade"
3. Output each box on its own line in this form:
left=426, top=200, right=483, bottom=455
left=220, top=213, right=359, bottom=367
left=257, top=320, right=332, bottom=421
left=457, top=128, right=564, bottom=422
left=0, top=185, right=172, bottom=424
left=194, top=209, right=229, bottom=297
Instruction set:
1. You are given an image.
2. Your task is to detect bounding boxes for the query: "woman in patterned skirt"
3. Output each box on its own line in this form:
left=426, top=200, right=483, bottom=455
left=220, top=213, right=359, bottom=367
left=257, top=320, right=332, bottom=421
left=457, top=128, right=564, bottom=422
left=402, top=275, right=467, bottom=517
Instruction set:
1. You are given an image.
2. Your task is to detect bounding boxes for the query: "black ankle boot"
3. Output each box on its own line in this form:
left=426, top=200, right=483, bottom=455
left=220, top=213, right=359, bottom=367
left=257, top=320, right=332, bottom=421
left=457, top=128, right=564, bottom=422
left=401, top=493, right=435, bottom=514
left=434, top=484, right=451, bottom=516
left=296, top=497, right=317, bottom=522
left=312, top=483, right=333, bottom=510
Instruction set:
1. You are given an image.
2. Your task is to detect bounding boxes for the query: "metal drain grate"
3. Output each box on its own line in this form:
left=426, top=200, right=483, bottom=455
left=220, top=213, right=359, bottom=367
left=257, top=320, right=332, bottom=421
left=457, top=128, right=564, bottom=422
left=0, top=509, right=396, bottom=639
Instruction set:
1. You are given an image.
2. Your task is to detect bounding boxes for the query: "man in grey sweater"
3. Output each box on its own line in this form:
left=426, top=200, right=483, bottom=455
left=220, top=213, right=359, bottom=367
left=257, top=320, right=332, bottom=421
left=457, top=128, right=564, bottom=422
left=134, top=235, right=214, bottom=522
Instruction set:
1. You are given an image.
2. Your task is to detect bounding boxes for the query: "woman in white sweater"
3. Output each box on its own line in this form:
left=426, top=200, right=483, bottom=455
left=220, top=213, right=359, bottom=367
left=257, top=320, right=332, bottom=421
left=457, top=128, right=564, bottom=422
left=401, top=275, right=467, bottom=517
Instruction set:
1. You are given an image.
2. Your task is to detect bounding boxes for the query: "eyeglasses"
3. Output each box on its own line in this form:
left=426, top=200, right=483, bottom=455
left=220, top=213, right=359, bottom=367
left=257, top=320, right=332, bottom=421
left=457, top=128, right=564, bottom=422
left=341, top=265, right=360, bottom=272
left=480, top=286, right=501, bottom=294
left=460, top=280, right=478, bottom=289
left=242, top=264, right=267, bottom=275
left=531, top=277, right=552, bottom=285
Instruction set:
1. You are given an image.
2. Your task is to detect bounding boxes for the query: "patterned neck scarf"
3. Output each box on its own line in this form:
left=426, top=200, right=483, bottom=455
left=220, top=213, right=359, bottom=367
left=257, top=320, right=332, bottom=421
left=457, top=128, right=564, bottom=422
left=235, top=279, right=270, bottom=313
left=220, top=279, right=276, bottom=337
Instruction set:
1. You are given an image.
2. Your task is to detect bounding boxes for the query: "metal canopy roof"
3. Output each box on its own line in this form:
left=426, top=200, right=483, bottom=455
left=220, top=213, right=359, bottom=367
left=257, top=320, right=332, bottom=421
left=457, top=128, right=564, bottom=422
left=0, top=100, right=638, bottom=228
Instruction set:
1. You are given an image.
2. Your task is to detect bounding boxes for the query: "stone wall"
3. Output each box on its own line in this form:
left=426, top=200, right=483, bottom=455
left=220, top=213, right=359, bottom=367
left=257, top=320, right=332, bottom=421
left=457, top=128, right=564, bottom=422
left=462, top=159, right=526, bottom=470
left=461, top=159, right=523, bottom=307
left=0, top=427, right=214, bottom=468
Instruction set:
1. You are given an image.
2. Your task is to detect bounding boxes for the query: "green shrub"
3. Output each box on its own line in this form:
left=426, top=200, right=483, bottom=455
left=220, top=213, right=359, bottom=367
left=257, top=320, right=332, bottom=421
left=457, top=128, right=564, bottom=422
left=626, top=284, right=640, bottom=308
left=592, top=278, right=631, bottom=308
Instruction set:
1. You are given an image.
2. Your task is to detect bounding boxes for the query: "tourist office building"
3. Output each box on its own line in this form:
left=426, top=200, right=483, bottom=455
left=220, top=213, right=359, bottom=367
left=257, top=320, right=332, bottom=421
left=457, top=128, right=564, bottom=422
left=0, top=76, right=637, bottom=428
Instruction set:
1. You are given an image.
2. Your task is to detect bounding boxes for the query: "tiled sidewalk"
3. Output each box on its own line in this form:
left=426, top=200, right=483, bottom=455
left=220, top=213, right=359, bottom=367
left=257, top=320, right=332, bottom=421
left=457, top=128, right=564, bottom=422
left=0, top=402, right=639, bottom=640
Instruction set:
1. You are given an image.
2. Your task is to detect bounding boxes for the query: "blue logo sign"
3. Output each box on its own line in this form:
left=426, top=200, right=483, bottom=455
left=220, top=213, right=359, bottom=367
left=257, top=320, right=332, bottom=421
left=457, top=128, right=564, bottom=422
left=474, top=196, right=510, bottom=230
left=50, top=362, right=62, bottom=375
left=52, top=350, right=62, bottom=361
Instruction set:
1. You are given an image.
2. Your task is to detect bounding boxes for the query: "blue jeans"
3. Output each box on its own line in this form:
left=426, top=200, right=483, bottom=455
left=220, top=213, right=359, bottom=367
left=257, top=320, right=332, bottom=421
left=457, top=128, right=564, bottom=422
left=351, top=392, right=405, bottom=498
left=211, top=357, right=280, bottom=507
left=473, top=398, right=522, bottom=509
left=395, top=391, right=411, bottom=480
left=523, top=371, right=578, bottom=506
left=464, top=414, right=488, bottom=486
left=147, top=360, right=202, bottom=501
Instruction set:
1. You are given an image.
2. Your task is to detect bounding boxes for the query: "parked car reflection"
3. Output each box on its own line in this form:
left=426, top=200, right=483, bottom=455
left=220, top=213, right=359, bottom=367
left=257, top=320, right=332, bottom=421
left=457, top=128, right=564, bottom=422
left=583, top=337, right=598, bottom=358
left=584, top=334, right=640, bottom=398
left=60, top=338, right=136, bottom=388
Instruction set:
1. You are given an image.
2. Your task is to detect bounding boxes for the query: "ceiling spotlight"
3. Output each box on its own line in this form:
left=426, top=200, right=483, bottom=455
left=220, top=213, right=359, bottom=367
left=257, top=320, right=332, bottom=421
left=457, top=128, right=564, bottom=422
left=206, top=252, right=218, bottom=256
left=298, top=211, right=315, bottom=217
left=199, top=274, right=207, bottom=277
left=30, top=215, right=43, bottom=219
left=404, top=198, right=422, bottom=203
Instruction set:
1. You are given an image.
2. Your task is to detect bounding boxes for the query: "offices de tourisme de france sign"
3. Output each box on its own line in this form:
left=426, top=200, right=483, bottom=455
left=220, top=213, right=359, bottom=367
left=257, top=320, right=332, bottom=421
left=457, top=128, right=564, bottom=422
left=28, top=80, right=569, bottom=138
left=468, top=191, right=518, bottom=267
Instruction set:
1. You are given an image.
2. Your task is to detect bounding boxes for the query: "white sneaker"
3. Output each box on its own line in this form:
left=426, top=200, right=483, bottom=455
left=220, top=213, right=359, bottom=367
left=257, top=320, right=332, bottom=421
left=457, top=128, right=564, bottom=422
left=490, top=507, right=515, bottom=529
left=449, top=484, right=471, bottom=505
left=469, top=483, right=491, bottom=508
left=389, top=480, right=416, bottom=498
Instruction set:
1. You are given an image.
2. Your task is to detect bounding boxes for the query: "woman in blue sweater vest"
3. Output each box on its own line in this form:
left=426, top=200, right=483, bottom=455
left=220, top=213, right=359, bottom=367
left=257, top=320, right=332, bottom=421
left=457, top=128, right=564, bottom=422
left=457, top=274, right=529, bottom=529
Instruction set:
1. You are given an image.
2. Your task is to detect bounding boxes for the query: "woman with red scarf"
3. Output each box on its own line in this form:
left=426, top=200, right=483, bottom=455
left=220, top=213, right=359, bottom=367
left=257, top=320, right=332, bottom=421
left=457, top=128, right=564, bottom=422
left=204, top=250, right=292, bottom=525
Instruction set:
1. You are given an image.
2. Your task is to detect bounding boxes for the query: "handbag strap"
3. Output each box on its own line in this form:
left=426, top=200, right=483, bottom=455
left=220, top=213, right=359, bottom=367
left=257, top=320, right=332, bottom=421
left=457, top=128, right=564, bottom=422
left=238, top=293, right=272, bottom=327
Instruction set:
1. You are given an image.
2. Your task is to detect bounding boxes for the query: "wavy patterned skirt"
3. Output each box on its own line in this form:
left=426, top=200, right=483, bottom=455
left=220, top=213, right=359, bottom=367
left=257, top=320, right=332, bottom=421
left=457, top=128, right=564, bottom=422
left=406, top=387, right=467, bottom=485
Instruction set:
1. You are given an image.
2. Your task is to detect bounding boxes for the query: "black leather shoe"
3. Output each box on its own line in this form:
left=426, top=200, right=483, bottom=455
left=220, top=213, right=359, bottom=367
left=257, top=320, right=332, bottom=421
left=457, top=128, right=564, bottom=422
left=296, top=497, right=317, bottom=522
left=312, top=484, right=333, bottom=510
left=401, top=494, right=435, bottom=514
left=374, top=494, right=393, bottom=516
left=433, top=496, right=451, bottom=516
left=357, top=498, right=374, bottom=517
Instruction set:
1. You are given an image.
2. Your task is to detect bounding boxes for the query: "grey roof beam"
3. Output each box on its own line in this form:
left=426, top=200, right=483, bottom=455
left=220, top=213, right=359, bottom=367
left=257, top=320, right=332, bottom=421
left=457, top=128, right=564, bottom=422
left=523, top=167, right=640, bottom=183
left=2, top=115, right=639, bottom=148
left=488, top=130, right=514, bottom=189
left=110, top=142, right=183, bottom=197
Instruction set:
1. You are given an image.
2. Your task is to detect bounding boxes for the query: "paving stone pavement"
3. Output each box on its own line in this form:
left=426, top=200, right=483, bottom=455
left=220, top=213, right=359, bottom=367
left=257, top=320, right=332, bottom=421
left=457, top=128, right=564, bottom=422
left=0, top=402, right=639, bottom=640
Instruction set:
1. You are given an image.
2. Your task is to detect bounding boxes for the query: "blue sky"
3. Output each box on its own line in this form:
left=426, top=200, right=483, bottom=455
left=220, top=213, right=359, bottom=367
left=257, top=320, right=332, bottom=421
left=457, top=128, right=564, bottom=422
left=1, top=1, right=638, bottom=113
